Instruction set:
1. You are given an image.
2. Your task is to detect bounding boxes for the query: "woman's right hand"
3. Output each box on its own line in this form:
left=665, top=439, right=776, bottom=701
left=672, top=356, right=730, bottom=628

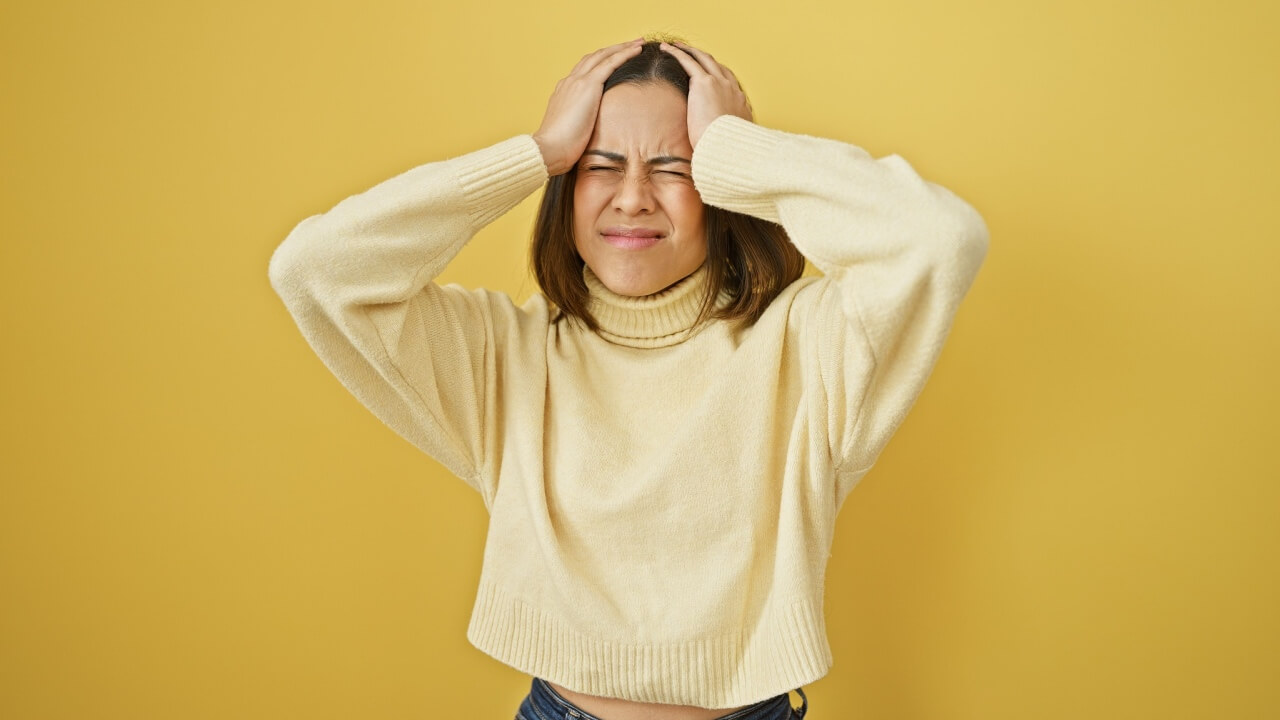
left=532, top=39, right=646, bottom=176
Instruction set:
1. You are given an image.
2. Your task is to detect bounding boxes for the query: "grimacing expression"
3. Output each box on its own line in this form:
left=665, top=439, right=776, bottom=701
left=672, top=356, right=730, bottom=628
left=572, top=81, right=708, bottom=297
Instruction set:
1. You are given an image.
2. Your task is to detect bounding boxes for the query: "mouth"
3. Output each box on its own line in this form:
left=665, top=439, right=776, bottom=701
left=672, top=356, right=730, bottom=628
left=601, top=226, right=665, bottom=249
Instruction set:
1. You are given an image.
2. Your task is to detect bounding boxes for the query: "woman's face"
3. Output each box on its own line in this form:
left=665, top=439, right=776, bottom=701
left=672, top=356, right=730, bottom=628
left=572, top=81, right=707, bottom=297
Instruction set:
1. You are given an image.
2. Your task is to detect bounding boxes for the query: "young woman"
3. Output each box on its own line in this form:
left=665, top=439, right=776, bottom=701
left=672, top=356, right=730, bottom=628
left=269, top=37, right=988, bottom=720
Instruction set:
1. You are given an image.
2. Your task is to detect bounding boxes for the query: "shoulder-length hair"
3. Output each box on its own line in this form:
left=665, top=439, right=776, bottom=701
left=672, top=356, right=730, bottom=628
left=530, top=39, right=806, bottom=334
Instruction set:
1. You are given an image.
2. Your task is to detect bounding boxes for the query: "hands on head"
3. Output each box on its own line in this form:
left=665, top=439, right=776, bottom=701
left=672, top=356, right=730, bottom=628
left=532, top=38, right=754, bottom=176
left=657, top=41, right=754, bottom=148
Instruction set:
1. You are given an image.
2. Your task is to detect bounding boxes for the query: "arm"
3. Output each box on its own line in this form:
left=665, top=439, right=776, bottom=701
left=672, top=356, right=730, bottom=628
left=267, top=135, right=548, bottom=506
left=692, top=114, right=989, bottom=501
left=267, top=39, right=647, bottom=505
left=661, top=41, right=989, bottom=502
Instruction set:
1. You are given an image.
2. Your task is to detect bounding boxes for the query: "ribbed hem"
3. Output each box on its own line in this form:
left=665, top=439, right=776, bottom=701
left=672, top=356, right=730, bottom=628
left=691, top=116, right=786, bottom=223
left=465, top=578, right=833, bottom=709
left=452, top=134, right=549, bottom=229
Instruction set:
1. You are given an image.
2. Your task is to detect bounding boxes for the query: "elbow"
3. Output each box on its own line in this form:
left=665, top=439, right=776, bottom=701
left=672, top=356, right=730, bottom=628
left=929, top=185, right=989, bottom=279
left=267, top=232, right=293, bottom=292
left=267, top=242, right=298, bottom=302
left=915, top=190, right=989, bottom=297
left=956, top=201, right=990, bottom=270
left=267, top=214, right=325, bottom=302
left=945, top=205, right=989, bottom=296
left=267, top=235, right=303, bottom=303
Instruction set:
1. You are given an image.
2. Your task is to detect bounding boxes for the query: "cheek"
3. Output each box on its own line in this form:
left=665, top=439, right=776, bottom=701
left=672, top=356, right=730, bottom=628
left=666, top=186, right=705, bottom=227
left=571, top=187, right=591, bottom=232
left=573, top=181, right=606, bottom=220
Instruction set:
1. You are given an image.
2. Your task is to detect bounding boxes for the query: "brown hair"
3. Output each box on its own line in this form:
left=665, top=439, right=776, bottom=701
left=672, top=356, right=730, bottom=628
left=530, top=38, right=806, bottom=334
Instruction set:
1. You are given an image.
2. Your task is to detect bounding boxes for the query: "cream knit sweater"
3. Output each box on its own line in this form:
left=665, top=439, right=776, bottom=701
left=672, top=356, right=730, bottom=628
left=268, top=114, right=988, bottom=709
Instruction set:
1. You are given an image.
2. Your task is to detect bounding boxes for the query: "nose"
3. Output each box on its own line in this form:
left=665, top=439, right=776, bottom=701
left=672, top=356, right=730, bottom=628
left=611, top=171, right=655, bottom=216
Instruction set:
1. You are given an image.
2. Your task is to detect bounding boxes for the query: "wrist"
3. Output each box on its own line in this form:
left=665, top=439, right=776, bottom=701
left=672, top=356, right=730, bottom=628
left=532, top=134, right=568, bottom=176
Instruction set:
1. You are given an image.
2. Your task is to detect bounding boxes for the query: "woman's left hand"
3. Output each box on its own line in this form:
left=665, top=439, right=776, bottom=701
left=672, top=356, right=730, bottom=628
left=658, top=42, right=754, bottom=149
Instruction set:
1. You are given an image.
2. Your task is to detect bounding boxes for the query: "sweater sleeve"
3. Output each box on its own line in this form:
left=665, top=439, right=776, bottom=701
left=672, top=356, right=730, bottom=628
left=267, top=135, right=549, bottom=507
left=691, top=115, right=989, bottom=502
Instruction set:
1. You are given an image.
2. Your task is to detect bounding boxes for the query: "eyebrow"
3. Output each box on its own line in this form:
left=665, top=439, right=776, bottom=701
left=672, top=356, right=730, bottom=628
left=582, top=149, right=691, bottom=166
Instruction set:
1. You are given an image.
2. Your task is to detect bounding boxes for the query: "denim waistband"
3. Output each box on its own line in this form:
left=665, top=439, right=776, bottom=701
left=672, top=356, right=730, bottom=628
left=520, top=677, right=808, bottom=720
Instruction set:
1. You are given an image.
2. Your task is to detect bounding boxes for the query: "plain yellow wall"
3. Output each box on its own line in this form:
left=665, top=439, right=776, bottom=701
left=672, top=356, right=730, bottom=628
left=2, top=0, right=1276, bottom=718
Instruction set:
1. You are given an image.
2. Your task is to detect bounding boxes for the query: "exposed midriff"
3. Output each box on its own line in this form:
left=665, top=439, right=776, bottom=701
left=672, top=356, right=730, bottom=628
left=544, top=681, right=753, bottom=720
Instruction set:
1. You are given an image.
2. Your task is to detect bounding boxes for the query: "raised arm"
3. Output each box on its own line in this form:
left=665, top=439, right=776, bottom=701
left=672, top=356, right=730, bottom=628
left=268, top=39, right=648, bottom=506
left=267, top=136, right=548, bottom=506
left=663, top=42, right=989, bottom=504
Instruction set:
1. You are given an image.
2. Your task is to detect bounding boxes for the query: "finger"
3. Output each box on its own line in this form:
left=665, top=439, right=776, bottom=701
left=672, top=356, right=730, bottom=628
left=673, top=41, right=730, bottom=81
left=574, top=39, right=644, bottom=77
left=579, top=39, right=641, bottom=65
left=720, top=62, right=742, bottom=87
left=587, top=40, right=645, bottom=78
left=571, top=43, right=641, bottom=81
left=657, top=42, right=709, bottom=79
left=570, top=47, right=610, bottom=75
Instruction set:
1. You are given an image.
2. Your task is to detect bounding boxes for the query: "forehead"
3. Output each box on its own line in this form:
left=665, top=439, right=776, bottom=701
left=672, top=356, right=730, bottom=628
left=589, top=82, right=691, bottom=154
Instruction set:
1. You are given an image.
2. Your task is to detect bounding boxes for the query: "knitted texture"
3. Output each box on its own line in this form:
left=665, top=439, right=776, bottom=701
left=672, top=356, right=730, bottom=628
left=268, top=115, right=989, bottom=709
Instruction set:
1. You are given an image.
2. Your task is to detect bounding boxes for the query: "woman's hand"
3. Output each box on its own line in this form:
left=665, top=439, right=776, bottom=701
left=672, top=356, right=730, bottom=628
left=533, top=39, right=646, bottom=176
left=658, top=42, right=754, bottom=150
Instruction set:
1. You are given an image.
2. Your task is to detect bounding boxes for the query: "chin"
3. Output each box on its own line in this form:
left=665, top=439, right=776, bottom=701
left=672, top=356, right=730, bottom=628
left=602, top=258, right=710, bottom=296
left=603, top=272, right=660, bottom=297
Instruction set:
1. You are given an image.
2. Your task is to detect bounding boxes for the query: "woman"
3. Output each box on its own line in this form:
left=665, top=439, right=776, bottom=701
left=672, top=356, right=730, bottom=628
left=269, top=36, right=988, bottom=720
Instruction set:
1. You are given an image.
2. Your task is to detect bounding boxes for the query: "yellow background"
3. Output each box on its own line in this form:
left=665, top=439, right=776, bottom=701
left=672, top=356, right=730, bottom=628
left=2, top=0, right=1276, bottom=717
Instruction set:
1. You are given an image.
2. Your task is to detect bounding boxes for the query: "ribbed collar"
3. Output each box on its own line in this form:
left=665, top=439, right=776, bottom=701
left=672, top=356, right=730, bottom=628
left=582, top=261, right=727, bottom=349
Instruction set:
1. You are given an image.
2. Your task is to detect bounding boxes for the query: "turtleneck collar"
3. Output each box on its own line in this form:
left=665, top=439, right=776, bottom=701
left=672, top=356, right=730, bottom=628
left=582, top=261, right=728, bottom=349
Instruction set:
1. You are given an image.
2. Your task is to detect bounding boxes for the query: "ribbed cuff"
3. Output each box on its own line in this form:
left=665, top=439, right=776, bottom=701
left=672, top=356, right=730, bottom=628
left=453, top=134, right=549, bottom=229
left=691, top=115, right=787, bottom=223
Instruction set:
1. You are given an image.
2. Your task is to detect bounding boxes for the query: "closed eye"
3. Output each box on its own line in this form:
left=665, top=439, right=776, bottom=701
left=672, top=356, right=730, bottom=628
left=658, top=170, right=690, bottom=178
left=585, top=165, right=621, bottom=172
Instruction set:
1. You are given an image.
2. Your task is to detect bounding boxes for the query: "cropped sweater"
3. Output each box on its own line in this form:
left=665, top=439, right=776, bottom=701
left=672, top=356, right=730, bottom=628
left=267, top=115, right=989, bottom=709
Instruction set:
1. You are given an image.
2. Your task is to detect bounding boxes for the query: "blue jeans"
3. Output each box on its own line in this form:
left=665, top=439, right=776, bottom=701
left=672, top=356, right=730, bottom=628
left=515, top=677, right=809, bottom=720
